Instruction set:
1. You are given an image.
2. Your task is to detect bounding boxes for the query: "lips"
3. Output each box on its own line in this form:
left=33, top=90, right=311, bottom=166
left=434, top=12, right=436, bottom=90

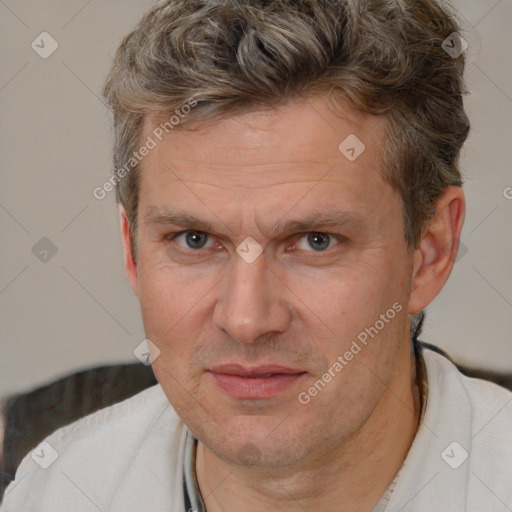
left=208, top=364, right=307, bottom=399
left=211, top=364, right=304, bottom=377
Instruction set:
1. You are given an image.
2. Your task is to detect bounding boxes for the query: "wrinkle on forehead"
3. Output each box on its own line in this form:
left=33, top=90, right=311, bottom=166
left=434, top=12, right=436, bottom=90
left=144, top=97, right=384, bottom=168
left=160, top=161, right=345, bottom=190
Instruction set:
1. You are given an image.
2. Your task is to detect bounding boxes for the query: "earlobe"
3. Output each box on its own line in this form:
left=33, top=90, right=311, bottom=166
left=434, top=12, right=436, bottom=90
left=409, top=186, right=465, bottom=314
left=119, top=206, right=139, bottom=297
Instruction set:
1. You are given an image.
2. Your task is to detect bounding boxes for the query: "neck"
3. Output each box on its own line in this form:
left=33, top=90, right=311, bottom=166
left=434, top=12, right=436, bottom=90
left=196, top=341, right=422, bottom=512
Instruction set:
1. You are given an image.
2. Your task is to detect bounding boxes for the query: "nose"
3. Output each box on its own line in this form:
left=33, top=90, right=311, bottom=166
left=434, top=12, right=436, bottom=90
left=213, top=255, right=292, bottom=345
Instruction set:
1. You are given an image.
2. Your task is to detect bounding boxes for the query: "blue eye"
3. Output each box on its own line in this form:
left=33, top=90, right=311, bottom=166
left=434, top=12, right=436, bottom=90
left=174, top=231, right=213, bottom=250
left=296, top=232, right=339, bottom=252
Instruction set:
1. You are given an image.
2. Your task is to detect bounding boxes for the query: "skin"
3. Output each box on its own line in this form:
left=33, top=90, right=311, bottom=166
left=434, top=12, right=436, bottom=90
left=120, top=96, right=465, bottom=511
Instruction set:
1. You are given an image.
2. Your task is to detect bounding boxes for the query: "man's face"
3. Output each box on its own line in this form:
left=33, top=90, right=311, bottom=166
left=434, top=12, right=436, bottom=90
left=128, top=97, right=416, bottom=469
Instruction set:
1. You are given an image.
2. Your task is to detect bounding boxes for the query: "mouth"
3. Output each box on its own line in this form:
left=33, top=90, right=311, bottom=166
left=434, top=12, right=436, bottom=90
left=208, top=364, right=308, bottom=399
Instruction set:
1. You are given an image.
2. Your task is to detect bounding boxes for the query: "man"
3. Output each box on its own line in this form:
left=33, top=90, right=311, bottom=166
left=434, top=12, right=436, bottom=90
left=2, top=0, right=512, bottom=510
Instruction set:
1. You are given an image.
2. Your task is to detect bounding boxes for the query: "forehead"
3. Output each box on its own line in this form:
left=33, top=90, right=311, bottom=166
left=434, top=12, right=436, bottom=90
left=137, top=97, right=397, bottom=234
left=144, top=97, right=384, bottom=171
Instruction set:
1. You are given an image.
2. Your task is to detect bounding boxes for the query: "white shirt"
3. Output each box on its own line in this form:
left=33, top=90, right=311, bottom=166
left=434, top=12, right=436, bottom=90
left=2, top=348, right=512, bottom=511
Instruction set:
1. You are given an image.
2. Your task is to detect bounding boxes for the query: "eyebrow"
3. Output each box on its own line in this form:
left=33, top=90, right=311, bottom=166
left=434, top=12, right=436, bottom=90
left=144, top=208, right=365, bottom=236
left=270, top=212, right=365, bottom=235
left=144, top=208, right=217, bottom=233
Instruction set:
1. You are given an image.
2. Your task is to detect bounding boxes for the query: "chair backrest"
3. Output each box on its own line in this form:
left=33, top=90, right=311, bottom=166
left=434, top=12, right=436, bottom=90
left=0, top=363, right=157, bottom=499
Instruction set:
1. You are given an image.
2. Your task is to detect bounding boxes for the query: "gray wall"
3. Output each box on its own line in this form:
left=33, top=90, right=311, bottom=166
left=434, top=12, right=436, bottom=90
left=1, top=0, right=511, bottom=397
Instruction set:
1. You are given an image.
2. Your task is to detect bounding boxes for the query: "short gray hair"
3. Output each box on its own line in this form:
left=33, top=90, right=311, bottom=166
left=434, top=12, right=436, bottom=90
left=103, top=0, right=470, bottom=259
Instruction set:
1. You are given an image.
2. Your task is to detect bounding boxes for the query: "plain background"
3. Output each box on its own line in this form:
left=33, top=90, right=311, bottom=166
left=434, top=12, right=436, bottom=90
left=0, top=0, right=511, bottom=397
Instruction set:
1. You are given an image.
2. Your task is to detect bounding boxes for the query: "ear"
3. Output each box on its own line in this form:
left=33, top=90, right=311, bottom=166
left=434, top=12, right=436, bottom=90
left=119, top=206, right=139, bottom=297
left=409, top=186, right=465, bottom=314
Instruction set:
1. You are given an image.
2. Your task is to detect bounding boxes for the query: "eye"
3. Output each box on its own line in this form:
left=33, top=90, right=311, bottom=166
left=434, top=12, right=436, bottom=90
left=174, top=231, right=214, bottom=250
left=295, top=232, right=340, bottom=252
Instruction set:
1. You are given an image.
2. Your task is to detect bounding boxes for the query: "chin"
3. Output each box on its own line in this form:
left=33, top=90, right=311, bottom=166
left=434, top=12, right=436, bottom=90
left=195, top=415, right=315, bottom=469
left=211, top=438, right=305, bottom=469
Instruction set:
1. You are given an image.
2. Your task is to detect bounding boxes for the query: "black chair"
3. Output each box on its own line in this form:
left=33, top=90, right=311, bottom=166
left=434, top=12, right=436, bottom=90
left=0, top=362, right=157, bottom=499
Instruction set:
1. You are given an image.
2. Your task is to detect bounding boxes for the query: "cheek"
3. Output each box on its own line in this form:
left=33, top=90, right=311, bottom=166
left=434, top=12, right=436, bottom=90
left=136, top=264, right=207, bottom=361
left=289, top=260, right=403, bottom=339
left=137, top=253, right=214, bottom=322
left=291, top=282, right=409, bottom=433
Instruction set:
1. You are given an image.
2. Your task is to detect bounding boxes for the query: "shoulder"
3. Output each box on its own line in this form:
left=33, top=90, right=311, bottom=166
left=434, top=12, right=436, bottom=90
left=422, top=346, right=512, bottom=429
left=1, top=384, right=186, bottom=511
left=46, top=381, right=172, bottom=441
left=423, top=347, right=512, bottom=492
left=386, top=347, right=512, bottom=510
